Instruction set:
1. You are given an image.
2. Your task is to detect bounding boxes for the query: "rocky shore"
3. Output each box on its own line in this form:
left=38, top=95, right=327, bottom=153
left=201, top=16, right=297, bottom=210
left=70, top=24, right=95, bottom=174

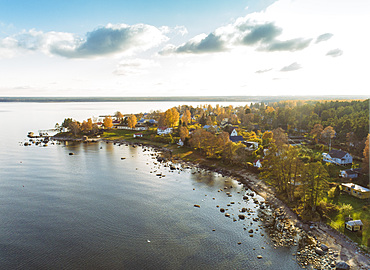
left=50, top=137, right=370, bottom=269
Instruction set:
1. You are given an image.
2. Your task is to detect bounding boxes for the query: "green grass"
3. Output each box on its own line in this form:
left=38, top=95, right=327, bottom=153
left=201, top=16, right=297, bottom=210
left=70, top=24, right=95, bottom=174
left=327, top=193, right=370, bottom=247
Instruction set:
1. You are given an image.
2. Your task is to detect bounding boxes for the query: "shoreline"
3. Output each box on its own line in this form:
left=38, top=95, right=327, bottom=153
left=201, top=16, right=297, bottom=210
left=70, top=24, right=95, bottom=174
left=52, top=136, right=370, bottom=269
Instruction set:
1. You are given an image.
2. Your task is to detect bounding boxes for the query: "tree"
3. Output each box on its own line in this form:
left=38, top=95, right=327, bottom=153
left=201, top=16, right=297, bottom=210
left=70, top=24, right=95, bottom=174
left=272, top=127, right=288, bottom=151
left=310, top=124, right=323, bottom=143
left=363, top=134, right=369, bottom=176
left=305, top=162, right=329, bottom=212
left=81, top=118, right=93, bottom=132
left=179, top=126, right=189, bottom=142
left=346, top=132, right=358, bottom=149
left=262, top=131, right=273, bottom=146
left=62, top=118, right=73, bottom=128
left=103, top=116, right=113, bottom=129
left=127, top=114, right=137, bottom=129
left=68, top=121, right=81, bottom=136
left=164, top=108, right=180, bottom=128
left=181, top=109, right=192, bottom=125
left=115, top=111, right=123, bottom=121
left=321, top=126, right=335, bottom=151
left=157, top=113, right=165, bottom=127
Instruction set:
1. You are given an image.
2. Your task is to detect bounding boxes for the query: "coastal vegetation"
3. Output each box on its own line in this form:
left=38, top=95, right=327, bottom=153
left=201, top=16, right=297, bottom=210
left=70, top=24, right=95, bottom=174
left=55, top=99, right=370, bottom=248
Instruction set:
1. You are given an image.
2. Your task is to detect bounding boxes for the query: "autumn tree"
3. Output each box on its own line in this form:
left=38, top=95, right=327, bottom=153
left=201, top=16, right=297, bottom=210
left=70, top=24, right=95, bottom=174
left=115, top=111, right=123, bottom=120
left=181, top=109, right=192, bottom=125
left=127, top=114, right=137, bottom=129
left=272, top=127, right=288, bottom=151
left=363, top=134, right=369, bottom=176
left=179, top=126, right=189, bottom=142
left=81, top=118, right=93, bottom=133
left=321, top=126, right=335, bottom=150
left=164, top=108, right=180, bottom=128
left=310, top=123, right=323, bottom=143
left=103, top=116, right=113, bottom=129
left=157, top=113, right=166, bottom=127
left=262, top=131, right=273, bottom=146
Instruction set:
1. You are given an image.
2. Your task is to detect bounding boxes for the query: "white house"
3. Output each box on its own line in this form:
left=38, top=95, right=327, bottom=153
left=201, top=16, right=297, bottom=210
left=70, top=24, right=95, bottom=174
left=133, top=133, right=143, bottom=138
left=177, top=139, right=184, bottom=146
left=245, top=141, right=259, bottom=151
left=230, top=129, right=238, bottom=136
left=157, top=127, right=173, bottom=135
left=322, top=150, right=352, bottom=165
left=253, top=159, right=263, bottom=168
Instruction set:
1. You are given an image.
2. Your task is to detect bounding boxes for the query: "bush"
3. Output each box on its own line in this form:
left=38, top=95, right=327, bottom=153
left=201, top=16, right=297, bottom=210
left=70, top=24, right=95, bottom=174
left=317, top=200, right=339, bottom=216
left=339, top=203, right=353, bottom=217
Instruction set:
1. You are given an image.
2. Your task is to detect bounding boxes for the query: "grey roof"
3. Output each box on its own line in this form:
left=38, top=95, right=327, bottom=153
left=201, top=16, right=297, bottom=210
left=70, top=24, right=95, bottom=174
left=328, top=150, right=348, bottom=159
left=346, top=220, right=363, bottom=226
left=342, top=168, right=361, bottom=174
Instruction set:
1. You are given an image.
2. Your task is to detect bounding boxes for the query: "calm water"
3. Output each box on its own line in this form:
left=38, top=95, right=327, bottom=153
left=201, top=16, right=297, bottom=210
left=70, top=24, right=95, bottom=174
left=0, top=102, right=301, bottom=269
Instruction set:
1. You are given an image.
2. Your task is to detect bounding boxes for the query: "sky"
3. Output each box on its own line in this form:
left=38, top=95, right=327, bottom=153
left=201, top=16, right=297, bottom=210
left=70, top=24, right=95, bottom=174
left=0, top=0, right=369, bottom=97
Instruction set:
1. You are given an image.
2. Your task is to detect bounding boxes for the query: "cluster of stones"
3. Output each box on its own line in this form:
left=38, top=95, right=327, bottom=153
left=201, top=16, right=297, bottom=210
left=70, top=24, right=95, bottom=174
left=295, top=243, right=346, bottom=269
left=267, top=207, right=299, bottom=248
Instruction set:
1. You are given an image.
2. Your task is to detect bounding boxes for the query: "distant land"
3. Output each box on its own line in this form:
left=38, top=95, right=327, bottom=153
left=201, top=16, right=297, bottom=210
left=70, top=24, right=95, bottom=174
left=0, top=96, right=369, bottom=103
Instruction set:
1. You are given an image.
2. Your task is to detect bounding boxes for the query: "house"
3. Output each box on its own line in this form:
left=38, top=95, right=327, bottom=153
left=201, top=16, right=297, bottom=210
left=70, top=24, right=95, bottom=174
left=133, top=133, right=143, bottom=138
left=322, top=150, right=352, bottom=165
left=340, top=168, right=361, bottom=178
left=230, top=129, right=238, bottom=136
left=244, top=141, right=259, bottom=151
left=341, top=183, right=370, bottom=199
left=157, top=127, right=173, bottom=135
left=177, top=139, right=184, bottom=146
left=229, top=129, right=244, bottom=143
left=203, top=125, right=218, bottom=131
left=345, top=220, right=363, bottom=232
left=253, top=159, right=262, bottom=168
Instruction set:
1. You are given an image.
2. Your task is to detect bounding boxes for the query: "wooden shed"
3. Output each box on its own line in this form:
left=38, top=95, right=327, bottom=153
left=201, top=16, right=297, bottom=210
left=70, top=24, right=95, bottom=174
left=345, top=220, right=363, bottom=232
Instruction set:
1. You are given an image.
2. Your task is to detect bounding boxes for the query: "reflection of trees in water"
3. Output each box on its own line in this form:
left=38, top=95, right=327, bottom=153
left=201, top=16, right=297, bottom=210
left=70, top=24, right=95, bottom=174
left=191, top=170, right=216, bottom=186
left=190, top=169, right=238, bottom=189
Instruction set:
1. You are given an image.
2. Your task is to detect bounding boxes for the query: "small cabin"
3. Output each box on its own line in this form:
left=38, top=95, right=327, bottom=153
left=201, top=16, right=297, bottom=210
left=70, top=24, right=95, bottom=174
left=345, top=220, right=363, bottom=232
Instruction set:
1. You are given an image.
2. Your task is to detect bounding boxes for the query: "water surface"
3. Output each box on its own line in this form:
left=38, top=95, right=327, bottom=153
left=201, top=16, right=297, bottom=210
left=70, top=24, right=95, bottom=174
left=0, top=102, right=301, bottom=269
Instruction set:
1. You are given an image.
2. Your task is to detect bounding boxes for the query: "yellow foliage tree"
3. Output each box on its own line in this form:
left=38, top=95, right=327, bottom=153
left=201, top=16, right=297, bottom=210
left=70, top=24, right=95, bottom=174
left=103, top=116, right=113, bottom=129
left=164, top=107, right=179, bottom=128
left=181, top=109, right=192, bottom=125
left=127, top=114, right=137, bottom=129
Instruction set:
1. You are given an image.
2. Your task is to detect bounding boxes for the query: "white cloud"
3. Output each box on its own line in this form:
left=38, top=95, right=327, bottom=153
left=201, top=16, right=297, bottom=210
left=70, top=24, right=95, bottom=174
left=280, top=62, right=301, bottom=72
left=0, top=23, right=168, bottom=59
left=326, top=48, right=343, bottom=57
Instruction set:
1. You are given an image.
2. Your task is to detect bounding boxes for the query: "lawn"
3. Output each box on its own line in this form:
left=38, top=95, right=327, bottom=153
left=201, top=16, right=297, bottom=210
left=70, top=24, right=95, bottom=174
left=327, top=193, right=370, bottom=248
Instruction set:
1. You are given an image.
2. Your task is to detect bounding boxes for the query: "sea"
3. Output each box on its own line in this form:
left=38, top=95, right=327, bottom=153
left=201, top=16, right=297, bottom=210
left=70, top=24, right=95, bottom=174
left=0, top=102, right=302, bottom=269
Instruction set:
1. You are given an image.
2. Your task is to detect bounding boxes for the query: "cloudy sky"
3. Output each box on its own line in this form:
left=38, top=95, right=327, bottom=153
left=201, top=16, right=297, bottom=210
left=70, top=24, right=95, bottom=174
left=0, top=0, right=369, bottom=97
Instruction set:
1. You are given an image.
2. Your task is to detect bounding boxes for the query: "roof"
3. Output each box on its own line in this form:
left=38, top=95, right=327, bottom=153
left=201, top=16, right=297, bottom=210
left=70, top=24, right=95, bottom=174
left=158, top=126, right=169, bottom=131
left=346, top=220, right=363, bottom=226
left=342, top=183, right=370, bottom=192
left=230, top=136, right=244, bottom=143
left=327, top=149, right=349, bottom=159
left=341, top=168, right=362, bottom=174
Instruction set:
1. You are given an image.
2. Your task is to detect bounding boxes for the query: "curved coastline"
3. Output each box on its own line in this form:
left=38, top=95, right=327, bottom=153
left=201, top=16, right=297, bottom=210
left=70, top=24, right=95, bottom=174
left=51, top=135, right=370, bottom=269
